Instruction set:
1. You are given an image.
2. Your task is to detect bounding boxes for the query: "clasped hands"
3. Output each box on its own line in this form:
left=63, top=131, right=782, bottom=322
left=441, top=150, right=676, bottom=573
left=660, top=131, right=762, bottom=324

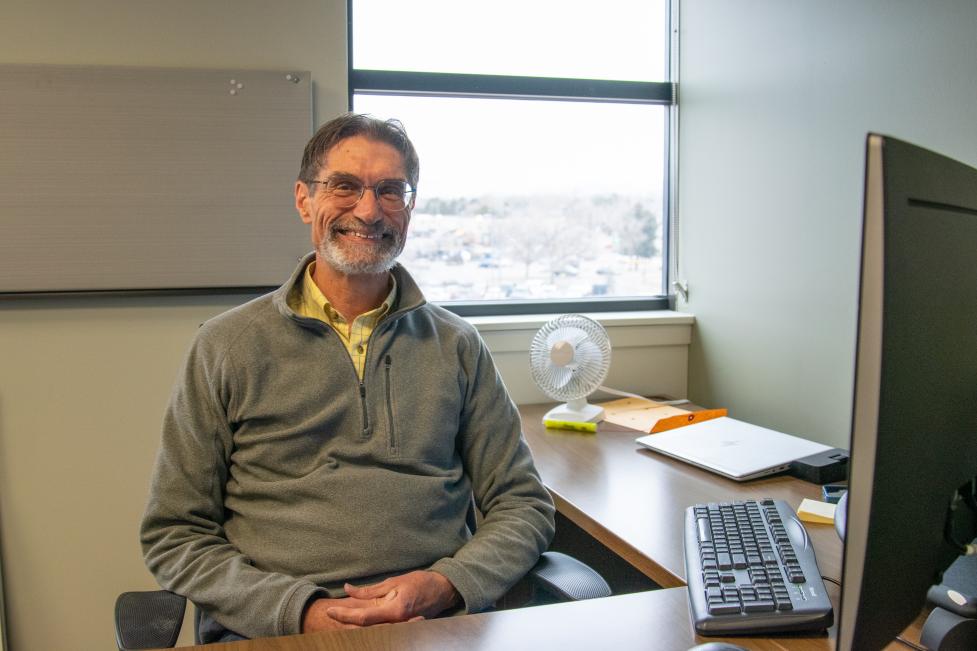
left=302, top=569, right=460, bottom=632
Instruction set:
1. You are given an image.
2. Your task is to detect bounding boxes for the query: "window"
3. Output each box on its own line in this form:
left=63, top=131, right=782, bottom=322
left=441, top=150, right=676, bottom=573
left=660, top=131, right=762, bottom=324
left=349, top=0, right=675, bottom=314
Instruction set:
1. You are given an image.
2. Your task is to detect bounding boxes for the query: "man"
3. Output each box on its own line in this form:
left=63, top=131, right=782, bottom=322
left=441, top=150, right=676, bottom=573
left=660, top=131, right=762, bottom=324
left=141, top=113, right=555, bottom=642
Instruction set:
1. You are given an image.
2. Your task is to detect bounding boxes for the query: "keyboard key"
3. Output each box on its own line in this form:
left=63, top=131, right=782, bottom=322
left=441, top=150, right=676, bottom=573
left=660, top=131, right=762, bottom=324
left=744, top=600, right=776, bottom=613
left=697, top=518, right=712, bottom=543
left=709, top=602, right=742, bottom=615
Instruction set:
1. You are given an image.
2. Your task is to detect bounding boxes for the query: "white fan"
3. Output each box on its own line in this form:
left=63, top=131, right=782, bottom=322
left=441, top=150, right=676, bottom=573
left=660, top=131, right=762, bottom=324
left=530, top=314, right=612, bottom=423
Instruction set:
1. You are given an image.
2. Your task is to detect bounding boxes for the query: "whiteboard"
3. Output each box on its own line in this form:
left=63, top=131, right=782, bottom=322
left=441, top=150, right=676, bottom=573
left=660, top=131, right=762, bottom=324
left=0, top=64, right=313, bottom=294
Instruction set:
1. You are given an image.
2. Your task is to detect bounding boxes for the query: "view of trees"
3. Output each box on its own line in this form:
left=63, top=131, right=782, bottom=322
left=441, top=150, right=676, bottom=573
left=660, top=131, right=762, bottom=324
left=403, top=193, right=662, bottom=301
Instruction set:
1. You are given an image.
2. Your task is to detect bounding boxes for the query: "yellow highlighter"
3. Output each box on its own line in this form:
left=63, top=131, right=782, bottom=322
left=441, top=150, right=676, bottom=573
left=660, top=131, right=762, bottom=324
left=543, top=419, right=598, bottom=433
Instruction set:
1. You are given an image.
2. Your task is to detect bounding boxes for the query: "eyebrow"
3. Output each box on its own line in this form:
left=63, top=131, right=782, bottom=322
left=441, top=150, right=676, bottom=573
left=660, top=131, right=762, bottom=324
left=323, top=172, right=409, bottom=183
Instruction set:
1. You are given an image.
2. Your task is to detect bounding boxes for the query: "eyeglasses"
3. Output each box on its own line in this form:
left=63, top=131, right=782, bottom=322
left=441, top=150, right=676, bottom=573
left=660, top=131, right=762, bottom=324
left=307, top=175, right=416, bottom=212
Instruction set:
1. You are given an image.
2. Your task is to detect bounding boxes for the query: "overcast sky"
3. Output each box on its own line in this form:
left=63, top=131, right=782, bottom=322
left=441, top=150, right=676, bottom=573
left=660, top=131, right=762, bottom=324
left=352, top=0, right=668, bottom=198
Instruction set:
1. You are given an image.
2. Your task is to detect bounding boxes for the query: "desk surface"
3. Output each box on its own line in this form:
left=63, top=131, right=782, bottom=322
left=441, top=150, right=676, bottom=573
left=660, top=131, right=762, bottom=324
left=176, top=403, right=922, bottom=651
left=180, top=588, right=838, bottom=651
left=518, top=403, right=842, bottom=588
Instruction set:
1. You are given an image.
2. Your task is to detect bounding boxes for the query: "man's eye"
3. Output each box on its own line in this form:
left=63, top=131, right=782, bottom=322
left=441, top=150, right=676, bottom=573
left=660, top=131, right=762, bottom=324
left=330, top=181, right=360, bottom=193
left=377, top=182, right=407, bottom=197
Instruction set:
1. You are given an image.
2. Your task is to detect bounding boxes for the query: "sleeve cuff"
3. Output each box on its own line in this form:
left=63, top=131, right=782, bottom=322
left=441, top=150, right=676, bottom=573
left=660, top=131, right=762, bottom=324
left=429, top=558, right=489, bottom=614
left=280, top=582, right=330, bottom=636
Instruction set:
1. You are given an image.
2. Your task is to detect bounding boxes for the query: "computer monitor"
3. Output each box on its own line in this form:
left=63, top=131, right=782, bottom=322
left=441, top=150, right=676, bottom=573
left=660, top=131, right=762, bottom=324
left=838, top=133, right=977, bottom=649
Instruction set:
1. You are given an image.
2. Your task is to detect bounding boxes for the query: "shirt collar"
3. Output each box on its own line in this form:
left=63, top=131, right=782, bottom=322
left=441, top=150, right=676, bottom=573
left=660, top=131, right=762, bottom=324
left=301, top=262, right=397, bottom=325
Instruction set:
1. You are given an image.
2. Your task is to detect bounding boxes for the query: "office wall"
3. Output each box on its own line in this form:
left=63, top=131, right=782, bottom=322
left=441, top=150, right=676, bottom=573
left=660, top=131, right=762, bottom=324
left=0, top=3, right=690, bottom=650
left=0, top=2, right=347, bottom=650
left=677, top=0, right=977, bottom=448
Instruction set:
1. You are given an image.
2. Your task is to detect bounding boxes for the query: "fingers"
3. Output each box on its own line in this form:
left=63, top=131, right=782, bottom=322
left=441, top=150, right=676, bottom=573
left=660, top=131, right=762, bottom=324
left=344, top=579, right=394, bottom=600
left=327, top=602, right=399, bottom=626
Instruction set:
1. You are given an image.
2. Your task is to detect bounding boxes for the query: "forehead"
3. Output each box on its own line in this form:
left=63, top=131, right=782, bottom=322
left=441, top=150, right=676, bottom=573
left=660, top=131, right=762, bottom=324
left=322, top=135, right=406, bottom=179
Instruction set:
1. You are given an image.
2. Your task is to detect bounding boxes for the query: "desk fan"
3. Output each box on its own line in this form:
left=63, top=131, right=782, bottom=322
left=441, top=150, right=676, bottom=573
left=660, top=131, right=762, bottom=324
left=530, top=314, right=612, bottom=422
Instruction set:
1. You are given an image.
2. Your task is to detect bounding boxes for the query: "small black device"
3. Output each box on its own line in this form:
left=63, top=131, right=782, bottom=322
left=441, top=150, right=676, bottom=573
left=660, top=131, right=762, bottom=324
left=684, top=498, right=833, bottom=635
left=788, top=448, right=849, bottom=484
left=822, top=484, right=847, bottom=504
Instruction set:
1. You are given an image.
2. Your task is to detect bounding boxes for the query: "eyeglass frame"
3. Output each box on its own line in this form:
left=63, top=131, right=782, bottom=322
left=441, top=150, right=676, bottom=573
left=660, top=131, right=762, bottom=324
left=304, top=174, right=417, bottom=212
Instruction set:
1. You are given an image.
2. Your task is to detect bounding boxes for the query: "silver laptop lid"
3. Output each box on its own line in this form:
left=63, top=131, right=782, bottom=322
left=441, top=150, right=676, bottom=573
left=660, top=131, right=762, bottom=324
left=635, top=417, right=831, bottom=481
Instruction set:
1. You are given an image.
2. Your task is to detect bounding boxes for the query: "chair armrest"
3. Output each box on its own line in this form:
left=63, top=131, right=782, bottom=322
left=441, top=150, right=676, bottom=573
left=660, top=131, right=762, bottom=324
left=527, top=551, right=612, bottom=601
left=114, top=590, right=186, bottom=651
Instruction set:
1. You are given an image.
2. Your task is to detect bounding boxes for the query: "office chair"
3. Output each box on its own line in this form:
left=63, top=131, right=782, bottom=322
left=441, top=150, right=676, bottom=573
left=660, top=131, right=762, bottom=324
left=116, top=505, right=611, bottom=650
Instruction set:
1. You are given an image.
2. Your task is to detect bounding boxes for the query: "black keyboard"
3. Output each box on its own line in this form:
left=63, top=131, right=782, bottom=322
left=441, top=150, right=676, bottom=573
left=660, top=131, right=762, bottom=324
left=684, top=498, right=834, bottom=635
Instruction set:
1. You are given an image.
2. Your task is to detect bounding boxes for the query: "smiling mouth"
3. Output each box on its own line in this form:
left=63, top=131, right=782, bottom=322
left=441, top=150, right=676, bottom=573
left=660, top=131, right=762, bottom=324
left=333, top=226, right=388, bottom=242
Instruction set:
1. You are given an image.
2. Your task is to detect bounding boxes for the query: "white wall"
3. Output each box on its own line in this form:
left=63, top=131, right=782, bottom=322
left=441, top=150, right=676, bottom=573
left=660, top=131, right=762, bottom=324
left=0, top=2, right=347, bottom=650
left=677, top=0, right=977, bottom=448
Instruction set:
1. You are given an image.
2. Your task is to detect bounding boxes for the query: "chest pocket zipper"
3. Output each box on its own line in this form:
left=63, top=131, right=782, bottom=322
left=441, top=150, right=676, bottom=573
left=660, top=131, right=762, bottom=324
left=384, top=355, right=397, bottom=453
left=358, top=381, right=372, bottom=439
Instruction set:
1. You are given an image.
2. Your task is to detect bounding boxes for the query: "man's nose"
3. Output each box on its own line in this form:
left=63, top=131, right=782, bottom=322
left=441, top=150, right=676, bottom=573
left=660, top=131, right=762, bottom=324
left=352, top=188, right=384, bottom=223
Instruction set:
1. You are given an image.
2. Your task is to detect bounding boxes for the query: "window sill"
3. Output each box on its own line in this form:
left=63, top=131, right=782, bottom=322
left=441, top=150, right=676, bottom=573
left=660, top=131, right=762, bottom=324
left=464, top=310, right=695, bottom=403
left=465, top=310, right=695, bottom=332
left=465, top=310, right=695, bottom=354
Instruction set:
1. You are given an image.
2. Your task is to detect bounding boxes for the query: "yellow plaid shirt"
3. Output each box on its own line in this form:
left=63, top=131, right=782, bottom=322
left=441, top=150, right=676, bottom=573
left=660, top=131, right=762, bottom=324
left=292, top=263, right=396, bottom=379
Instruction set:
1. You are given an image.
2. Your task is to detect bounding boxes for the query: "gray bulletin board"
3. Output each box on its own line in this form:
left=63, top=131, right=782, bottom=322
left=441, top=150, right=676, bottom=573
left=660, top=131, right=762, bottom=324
left=0, top=64, right=313, bottom=294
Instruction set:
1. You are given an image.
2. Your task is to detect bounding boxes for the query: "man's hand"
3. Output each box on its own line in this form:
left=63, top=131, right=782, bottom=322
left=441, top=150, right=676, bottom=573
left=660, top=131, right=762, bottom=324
left=302, top=597, right=369, bottom=633
left=325, top=570, right=461, bottom=626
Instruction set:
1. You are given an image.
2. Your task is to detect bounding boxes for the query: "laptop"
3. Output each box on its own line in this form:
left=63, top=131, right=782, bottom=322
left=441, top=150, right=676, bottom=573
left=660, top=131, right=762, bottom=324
left=634, top=416, right=831, bottom=481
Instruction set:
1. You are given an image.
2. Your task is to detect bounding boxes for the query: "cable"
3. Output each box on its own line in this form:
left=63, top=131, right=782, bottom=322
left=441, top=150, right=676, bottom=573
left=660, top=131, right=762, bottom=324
left=963, top=477, right=977, bottom=513
left=944, top=488, right=977, bottom=555
left=596, top=385, right=690, bottom=406
left=820, top=575, right=841, bottom=587
left=893, top=635, right=928, bottom=651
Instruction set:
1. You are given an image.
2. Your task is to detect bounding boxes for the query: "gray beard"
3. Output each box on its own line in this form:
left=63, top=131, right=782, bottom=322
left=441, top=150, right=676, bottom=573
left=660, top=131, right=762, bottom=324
left=316, top=226, right=405, bottom=276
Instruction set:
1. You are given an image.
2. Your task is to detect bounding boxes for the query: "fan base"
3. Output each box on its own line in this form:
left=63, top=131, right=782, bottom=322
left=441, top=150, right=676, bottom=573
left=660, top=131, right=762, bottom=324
left=542, top=402, right=605, bottom=423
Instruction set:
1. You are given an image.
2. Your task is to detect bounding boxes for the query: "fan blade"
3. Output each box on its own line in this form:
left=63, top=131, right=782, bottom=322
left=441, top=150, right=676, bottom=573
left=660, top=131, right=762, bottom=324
left=544, top=365, right=574, bottom=391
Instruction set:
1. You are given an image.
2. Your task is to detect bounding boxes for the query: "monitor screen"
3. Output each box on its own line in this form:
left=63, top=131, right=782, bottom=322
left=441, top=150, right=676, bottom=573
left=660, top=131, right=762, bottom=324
left=839, top=134, right=977, bottom=649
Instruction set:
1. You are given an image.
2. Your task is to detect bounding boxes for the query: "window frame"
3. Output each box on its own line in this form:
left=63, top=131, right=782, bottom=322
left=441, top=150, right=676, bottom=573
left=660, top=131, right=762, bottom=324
left=347, top=1, right=676, bottom=316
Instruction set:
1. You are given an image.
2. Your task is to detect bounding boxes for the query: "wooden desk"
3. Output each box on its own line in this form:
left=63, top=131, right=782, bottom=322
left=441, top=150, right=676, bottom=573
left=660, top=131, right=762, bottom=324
left=174, top=403, right=923, bottom=650
left=519, top=402, right=923, bottom=651
left=518, top=403, right=842, bottom=588
left=176, top=589, right=840, bottom=651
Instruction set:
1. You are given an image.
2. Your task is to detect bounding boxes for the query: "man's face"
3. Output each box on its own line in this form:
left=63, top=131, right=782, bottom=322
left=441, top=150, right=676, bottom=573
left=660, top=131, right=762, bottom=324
left=295, top=135, right=412, bottom=276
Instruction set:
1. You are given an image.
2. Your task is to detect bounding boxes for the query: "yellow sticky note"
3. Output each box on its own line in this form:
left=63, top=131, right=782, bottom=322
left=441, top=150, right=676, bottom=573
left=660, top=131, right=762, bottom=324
left=797, top=498, right=837, bottom=525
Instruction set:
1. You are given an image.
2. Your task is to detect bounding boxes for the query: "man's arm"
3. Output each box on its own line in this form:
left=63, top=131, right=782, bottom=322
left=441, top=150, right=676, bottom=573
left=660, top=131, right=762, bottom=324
left=141, top=334, right=325, bottom=639
left=427, top=331, right=556, bottom=612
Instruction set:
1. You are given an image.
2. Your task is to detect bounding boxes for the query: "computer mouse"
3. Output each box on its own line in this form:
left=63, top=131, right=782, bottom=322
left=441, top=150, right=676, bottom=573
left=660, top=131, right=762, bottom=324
left=687, top=643, right=749, bottom=651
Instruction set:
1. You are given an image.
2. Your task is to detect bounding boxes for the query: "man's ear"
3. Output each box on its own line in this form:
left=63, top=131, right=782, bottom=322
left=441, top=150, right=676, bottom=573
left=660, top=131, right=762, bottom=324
left=295, top=180, right=313, bottom=224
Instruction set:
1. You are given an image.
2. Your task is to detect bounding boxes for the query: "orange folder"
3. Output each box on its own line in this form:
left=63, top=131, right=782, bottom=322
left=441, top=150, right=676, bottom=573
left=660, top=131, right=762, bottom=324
left=649, top=408, right=729, bottom=434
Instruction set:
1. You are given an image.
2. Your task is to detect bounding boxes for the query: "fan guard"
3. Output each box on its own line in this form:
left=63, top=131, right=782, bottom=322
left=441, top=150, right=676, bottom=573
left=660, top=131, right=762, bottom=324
left=529, top=314, right=612, bottom=422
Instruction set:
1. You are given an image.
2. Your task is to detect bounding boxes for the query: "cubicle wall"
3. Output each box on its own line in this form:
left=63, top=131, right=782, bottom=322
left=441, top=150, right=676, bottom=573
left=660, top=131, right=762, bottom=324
left=0, top=64, right=312, bottom=293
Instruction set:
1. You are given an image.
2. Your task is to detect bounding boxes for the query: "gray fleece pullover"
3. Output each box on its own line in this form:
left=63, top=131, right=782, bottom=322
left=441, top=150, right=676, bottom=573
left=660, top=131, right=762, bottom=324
left=140, top=253, right=555, bottom=639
